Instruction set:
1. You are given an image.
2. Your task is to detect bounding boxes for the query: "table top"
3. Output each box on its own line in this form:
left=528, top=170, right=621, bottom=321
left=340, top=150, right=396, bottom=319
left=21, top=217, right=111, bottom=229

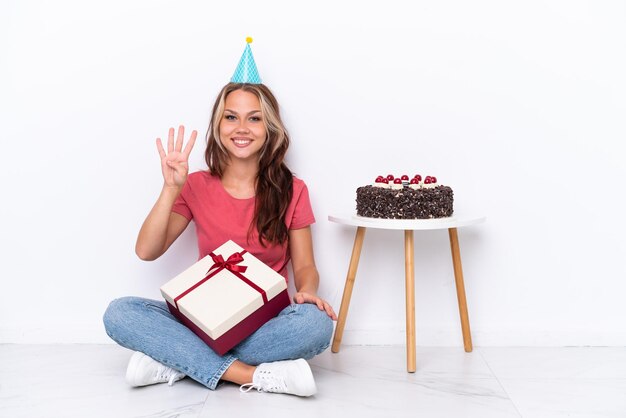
left=328, top=213, right=486, bottom=231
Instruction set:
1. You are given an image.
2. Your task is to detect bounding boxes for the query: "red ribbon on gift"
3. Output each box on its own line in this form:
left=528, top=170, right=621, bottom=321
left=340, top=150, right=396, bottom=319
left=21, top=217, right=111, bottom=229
left=208, top=251, right=248, bottom=273
left=174, top=250, right=268, bottom=308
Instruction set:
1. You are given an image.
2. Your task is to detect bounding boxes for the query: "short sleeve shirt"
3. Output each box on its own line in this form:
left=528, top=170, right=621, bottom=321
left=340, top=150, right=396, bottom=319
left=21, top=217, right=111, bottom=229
left=171, top=171, right=316, bottom=282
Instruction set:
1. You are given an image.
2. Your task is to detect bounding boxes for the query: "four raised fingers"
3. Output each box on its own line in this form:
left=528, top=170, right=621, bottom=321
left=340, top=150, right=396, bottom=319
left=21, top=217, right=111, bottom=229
left=158, top=126, right=197, bottom=161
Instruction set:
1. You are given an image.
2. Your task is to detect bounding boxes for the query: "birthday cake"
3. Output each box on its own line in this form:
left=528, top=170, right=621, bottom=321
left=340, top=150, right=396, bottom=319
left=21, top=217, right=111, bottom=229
left=356, top=174, right=454, bottom=219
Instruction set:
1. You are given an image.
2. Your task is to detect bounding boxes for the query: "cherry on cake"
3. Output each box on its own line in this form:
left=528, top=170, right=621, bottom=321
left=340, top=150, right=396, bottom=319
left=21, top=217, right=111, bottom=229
left=356, top=174, right=453, bottom=219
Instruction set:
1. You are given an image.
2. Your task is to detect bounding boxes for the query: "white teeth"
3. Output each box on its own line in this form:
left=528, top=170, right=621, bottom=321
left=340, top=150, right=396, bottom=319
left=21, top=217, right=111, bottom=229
left=233, top=139, right=251, bottom=145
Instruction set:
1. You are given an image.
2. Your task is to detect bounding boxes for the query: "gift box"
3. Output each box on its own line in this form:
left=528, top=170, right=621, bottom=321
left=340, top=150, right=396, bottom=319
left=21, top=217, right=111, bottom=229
left=160, top=240, right=290, bottom=355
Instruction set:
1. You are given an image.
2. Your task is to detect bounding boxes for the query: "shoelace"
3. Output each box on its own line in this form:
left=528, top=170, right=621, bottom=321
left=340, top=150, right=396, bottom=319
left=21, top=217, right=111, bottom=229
left=167, top=372, right=184, bottom=386
left=239, top=383, right=260, bottom=393
left=156, top=366, right=184, bottom=386
left=239, top=374, right=286, bottom=393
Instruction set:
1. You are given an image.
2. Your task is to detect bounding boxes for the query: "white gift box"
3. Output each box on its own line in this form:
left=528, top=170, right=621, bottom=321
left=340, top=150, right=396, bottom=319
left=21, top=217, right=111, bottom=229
left=160, top=240, right=290, bottom=355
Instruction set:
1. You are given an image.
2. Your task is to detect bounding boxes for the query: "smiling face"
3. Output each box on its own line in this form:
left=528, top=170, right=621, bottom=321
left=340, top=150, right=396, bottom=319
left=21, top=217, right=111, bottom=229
left=218, top=89, right=267, bottom=162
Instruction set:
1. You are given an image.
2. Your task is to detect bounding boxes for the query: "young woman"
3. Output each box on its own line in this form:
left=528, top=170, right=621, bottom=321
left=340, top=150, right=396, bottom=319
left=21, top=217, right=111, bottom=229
left=103, top=82, right=336, bottom=397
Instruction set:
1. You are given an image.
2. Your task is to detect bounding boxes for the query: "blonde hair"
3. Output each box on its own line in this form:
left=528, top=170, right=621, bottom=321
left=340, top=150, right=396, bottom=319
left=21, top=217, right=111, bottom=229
left=204, top=83, right=293, bottom=245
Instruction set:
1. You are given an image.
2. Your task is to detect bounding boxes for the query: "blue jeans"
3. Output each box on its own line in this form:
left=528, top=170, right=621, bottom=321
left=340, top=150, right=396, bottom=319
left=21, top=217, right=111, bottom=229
left=102, top=296, right=333, bottom=390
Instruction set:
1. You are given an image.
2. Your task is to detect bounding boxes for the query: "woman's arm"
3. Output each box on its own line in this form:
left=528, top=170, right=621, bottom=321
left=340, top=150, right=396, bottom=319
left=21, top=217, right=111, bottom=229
left=289, top=227, right=337, bottom=320
left=135, top=125, right=196, bottom=261
left=135, top=188, right=190, bottom=261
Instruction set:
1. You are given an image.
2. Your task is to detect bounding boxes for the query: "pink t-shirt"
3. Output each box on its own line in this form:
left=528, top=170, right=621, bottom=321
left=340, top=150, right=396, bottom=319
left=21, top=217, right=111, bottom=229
left=171, top=171, right=316, bottom=282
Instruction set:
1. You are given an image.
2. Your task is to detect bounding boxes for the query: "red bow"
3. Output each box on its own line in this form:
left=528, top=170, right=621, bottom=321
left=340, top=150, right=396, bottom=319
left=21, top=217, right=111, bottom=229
left=208, top=252, right=248, bottom=274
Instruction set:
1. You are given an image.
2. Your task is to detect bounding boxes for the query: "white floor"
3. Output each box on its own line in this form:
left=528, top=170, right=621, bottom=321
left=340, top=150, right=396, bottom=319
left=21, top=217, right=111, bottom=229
left=1, top=345, right=625, bottom=418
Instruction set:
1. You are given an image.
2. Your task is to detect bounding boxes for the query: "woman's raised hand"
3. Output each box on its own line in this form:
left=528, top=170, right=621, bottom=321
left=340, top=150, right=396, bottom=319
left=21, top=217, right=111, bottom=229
left=156, top=126, right=197, bottom=189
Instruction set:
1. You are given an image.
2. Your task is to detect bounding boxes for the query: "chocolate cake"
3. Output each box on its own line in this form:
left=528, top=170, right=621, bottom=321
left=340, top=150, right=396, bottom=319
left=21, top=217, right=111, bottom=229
left=356, top=174, right=453, bottom=219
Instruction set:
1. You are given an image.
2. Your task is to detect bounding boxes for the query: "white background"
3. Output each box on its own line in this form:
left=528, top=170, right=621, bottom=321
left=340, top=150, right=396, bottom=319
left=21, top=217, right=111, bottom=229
left=1, top=0, right=625, bottom=346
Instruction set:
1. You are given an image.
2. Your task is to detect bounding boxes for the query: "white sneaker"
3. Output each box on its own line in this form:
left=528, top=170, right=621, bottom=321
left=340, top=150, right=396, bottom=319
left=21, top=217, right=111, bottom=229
left=240, top=358, right=317, bottom=397
left=125, top=351, right=186, bottom=387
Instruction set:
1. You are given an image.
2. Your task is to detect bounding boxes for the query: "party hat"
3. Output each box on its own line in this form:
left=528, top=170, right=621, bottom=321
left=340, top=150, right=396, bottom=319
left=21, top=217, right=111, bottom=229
left=231, top=37, right=262, bottom=84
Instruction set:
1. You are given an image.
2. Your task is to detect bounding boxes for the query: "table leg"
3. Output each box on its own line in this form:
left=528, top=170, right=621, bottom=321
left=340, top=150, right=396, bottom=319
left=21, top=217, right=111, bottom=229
left=448, top=227, right=473, bottom=352
left=405, top=230, right=416, bottom=373
left=331, top=226, right=366, bottom=353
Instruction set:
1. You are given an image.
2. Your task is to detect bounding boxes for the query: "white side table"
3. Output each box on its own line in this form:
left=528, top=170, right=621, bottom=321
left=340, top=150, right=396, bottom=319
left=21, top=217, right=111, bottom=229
left=328, top=213, right=486, bottom=372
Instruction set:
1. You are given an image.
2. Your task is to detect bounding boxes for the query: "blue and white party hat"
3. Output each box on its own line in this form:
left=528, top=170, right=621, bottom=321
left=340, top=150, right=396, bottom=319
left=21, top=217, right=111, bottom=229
left=231, top=37, right=262, bottom=84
